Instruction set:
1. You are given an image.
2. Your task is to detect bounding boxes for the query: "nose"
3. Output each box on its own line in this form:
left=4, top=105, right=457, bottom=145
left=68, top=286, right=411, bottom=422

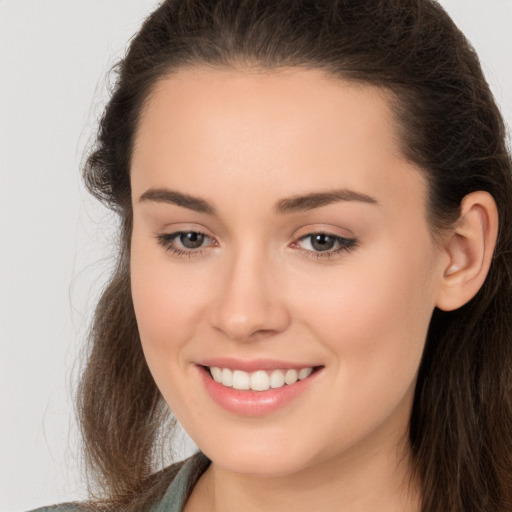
left=210, top=248, right=291, bottom=342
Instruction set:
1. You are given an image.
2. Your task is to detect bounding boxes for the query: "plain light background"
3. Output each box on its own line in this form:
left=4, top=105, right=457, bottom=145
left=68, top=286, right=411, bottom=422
left=1, top=1, right=510, bottom=510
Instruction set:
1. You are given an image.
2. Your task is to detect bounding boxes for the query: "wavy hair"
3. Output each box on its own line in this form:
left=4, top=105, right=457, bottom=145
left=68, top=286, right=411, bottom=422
left=78, top=1, right=512, bottom=510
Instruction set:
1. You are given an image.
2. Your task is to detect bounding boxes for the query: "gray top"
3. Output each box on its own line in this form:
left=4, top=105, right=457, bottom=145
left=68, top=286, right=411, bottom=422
left=28, top=452, right=210, bottom=512
left=150, top=452, right=210, bottom=512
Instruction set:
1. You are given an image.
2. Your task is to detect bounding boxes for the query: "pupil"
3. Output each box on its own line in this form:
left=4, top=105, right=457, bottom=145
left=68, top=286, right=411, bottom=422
left=180, top=232, right=204, bottom=249
left=311, top=234, right=335, bottom=251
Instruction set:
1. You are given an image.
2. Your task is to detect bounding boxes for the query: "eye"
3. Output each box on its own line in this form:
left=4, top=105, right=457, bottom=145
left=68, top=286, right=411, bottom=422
left=177, top=232, right=207, bottom=249
left=302, top=233, right=338, bottom=252
left=156, top=231, right=216, bottom=257
left=294, top=232, right=358, bottom=258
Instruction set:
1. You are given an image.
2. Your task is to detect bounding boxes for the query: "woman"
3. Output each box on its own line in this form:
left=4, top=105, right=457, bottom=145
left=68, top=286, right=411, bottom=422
left=32, top=0, right=512, bottom=510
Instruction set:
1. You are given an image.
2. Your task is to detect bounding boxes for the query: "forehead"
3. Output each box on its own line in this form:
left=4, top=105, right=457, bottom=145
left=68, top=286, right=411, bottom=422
left=135, top=67, right=401, bottom=161
left=131, top=66, right=426, bottom=216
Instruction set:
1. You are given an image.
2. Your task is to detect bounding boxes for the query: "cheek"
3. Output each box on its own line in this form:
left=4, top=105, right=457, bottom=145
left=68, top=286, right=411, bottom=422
left=293, top=239, right=437, bottom=384
left=130, top=235, right=210, bottom=361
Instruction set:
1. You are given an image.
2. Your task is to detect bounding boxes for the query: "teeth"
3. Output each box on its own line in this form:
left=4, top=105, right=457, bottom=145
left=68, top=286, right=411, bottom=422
left=250, top=370, right=270, bottom=391
left=209, top=366, right=314, bottom=391
left=298, top=367, right=313, bottom=380
left=232, top=370, right=250, bottom=390
left=270, top=369, right=285, bottom=389
left=221, top=367, right=233, bottom=387
left=210, top=366, right=222, bottom=383
left=284, top=369, right=298, bottom=385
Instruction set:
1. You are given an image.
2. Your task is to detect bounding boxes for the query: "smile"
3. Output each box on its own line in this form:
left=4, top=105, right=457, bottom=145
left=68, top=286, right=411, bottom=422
left=209, top=366, right=314, bottom=391
left=198, top=360, right=324, bottom=416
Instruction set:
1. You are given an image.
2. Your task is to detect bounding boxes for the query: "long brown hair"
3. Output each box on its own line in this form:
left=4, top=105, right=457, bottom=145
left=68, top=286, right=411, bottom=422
left=78, top=1, right=512, bottom=510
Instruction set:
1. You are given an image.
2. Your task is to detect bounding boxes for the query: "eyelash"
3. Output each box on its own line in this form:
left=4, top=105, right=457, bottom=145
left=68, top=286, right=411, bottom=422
left=156, top=232, right=217, bottom=258
left=155, top=231, right=358, bottom=260
left=294, top=232, right=358, bottom=260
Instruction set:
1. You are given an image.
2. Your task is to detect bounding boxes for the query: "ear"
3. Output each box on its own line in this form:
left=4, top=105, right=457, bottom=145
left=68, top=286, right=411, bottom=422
left=435, top=191, right=499, bottom=312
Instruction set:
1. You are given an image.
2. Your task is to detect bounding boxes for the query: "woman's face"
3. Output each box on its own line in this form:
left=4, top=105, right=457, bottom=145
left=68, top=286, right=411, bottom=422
left=130, top=67, right=447, bottom=477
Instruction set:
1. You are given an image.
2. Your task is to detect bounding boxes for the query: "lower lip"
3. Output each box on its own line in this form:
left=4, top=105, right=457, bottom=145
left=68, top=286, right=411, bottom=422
left=197, top=366, right=322, bottom=416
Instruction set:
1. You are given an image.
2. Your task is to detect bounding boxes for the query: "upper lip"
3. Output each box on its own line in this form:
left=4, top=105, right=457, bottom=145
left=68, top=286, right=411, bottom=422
left=197, top=357, right=321, bottom=372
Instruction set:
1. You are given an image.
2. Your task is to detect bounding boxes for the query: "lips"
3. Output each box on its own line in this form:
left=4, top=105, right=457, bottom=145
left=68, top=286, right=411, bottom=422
left=196, top=359, right=323, bottom=416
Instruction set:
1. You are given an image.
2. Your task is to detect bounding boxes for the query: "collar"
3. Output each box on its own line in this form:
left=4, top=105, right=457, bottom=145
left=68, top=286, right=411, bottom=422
left=152, top=452, right=211, bottom=512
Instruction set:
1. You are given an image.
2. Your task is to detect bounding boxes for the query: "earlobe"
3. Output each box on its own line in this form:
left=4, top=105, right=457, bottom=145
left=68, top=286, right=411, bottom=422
left=435, top=191, right=499, bottom=312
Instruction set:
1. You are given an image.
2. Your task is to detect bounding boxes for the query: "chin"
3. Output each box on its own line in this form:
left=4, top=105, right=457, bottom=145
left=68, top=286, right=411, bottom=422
left=197, top=431, right=323, bottom=478
left=210, top=451, right=310, bottom=478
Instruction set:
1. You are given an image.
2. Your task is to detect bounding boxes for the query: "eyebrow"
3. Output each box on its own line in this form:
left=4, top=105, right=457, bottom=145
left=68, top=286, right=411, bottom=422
left=138, top=187, right=378, bottom=215
left=139, top=188, right=216, bottom=215
left=275, top=189, right=378, bottom=214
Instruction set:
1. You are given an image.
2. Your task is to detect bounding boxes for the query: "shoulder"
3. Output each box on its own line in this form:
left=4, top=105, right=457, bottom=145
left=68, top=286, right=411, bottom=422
left=27, top=505, right=89, bottom=512
left=27, top=453, right=209, bottom=512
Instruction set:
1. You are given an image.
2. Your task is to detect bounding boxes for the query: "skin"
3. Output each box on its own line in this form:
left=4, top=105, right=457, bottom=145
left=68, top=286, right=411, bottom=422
left=129, top=67, right=494, bottom=511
